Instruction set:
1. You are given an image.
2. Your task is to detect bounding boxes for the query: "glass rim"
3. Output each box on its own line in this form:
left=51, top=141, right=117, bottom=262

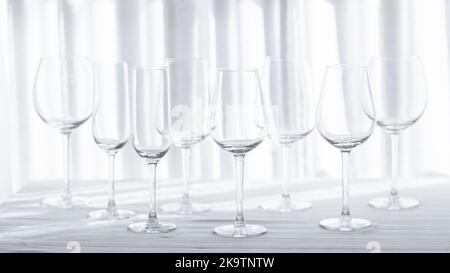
left=325, top=64, right=367, bottom=70
left=94, top=61, right=128, bottom=68
left=265, top=56, right=310, bottom=62
left=369, top=55, right=421, bottom=62
left=133, top=65, right=167, bottom=71
left=38, top=56, right=92, bottom=63
left=217, top=66, right=259, bottom=72
left=165, top=58, right=208, bottom=63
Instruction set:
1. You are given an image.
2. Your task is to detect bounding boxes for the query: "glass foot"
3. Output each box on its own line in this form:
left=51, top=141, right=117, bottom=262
left=160, top=202, right=210, bottom=215
left=127, top=221, right=176, bottom=234
left=88, top=208, right=135, bottom=220
left=40, top=196, right=91, bottom=209
left=213, top=224, right=267, bottom=238
left=319, top=218, right=373, bottom=232
left=368, top=196, right=420, bottom=210
left=259, top=196, right=311, bottom=212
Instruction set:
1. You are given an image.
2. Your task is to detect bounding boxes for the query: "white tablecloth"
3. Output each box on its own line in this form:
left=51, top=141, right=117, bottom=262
left=0, top=177, right=449, bottom=253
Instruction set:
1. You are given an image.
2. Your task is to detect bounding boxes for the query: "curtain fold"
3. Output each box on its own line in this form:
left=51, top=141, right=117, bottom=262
left=1, top=0, right=450, bottom=202
left=0, top=0, right=13, bottom=201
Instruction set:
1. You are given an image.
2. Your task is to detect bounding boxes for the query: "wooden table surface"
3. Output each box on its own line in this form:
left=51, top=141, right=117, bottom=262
left=0, top=177, right=449, bottom=253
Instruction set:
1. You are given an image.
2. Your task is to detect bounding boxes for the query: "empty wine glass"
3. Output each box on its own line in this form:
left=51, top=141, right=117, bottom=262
left=128, top=66, right=176, bottom=234
left=33, top=56, right=94, bottom=208
left=88, top=62, right=134, bottom=220
left=367, top=56, right=427, bottom=210
left=210, top=67, right=266, bottom=237
left=316, top=65, right=376, bottom=232
left=259, top=57, right=315, bottom=212
left=159, top=59, right=210, bottom=215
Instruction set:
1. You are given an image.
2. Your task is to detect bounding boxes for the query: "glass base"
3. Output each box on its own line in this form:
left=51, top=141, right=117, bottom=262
left=259, top=196, right=312, bottom=212
left=40, top=196, right=91, bottom=209
left=127, top=221, right=176, bottom=234
left=213, top=224, right=267, bottom=238
left=88, top=208, right=135, bottom=220
left=368, top=196, right=420, bottom=210
left=160, top=202, right=210, bottom=215
left=319, top=218, right=373, bottom=232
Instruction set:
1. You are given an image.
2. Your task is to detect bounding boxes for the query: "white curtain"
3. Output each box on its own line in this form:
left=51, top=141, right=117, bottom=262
left=1, top=0, right=449, bottom=202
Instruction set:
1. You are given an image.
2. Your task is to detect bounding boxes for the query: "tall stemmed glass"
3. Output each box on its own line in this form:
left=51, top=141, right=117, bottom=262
left=88, top=63, right=134, bottom=220
left=159, top=59, right=210, bottom=215
left=210, top=68, right=267, bottom=237
left=259, top=57, right=315, bottom=212
left=128, top=67, right=176, bottom=233
left=368, top=56, right=427, bottom=210
left=316, top=65, right=376, bottom=232
left=33, top=57, right=94, bottom=208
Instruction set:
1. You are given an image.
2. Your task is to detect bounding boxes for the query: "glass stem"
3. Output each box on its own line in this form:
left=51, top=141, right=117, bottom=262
left=63, top=132, right=72, bottom=202
left=281, top=144, right=291, bottom=198
left=147, top=163, right=158, bottom=225
left=390, top=133, right=399, bottom=200
left=181, top=147, right=191, bottom=205
left=340, top=151, right=351, bottom=224
left=107, top=153, right=117, bottom=212
left=234, top=155, right=245, bottom=227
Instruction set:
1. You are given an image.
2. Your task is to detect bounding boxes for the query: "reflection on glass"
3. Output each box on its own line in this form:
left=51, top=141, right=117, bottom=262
left=259, top=57, right=315, bottom=212
left=128, top=67, right=176, bottom=234
left=316, top=65, right=376, bottom=232
left=88, top=62, right=134, bottom=220
left=368, top=56, right=427, bottom=210
left=210, top=68, right=267, bottom=238
left=160, top=59, right=211, bottom=215
left=33, top=56, right=94, bottom=208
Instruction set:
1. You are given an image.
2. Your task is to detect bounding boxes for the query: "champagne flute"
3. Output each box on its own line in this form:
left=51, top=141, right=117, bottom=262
left=210, top=67, right=267, bottom=238
left=368, top=56, right=427, bottom=210
left=128, top=66, right=176, bottom=233
left=88, top=62, right=134, bottom=220
left=159, top=59, right=210, bottom=215
left=259, top=57, right=315, bottom=212
left=316, top=65, right=376, bottom=232
left=33, top=56, right=94, bottom=208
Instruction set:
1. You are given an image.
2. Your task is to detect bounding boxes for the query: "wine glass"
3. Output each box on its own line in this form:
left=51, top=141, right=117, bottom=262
left=367, top=56, right=427, bottom=210
left=88, top=62, right=134, bottom=220
left=210, top=67, right=267, bottom=237
left=128, top=66, right=176, bottom=233
left=33, top=56, right=94, bottom=208
left=259, top=57, right=315, bottom=212
left=159, top=59, right=210, bottom=215
left=316, top=65, right=376, bottom=232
